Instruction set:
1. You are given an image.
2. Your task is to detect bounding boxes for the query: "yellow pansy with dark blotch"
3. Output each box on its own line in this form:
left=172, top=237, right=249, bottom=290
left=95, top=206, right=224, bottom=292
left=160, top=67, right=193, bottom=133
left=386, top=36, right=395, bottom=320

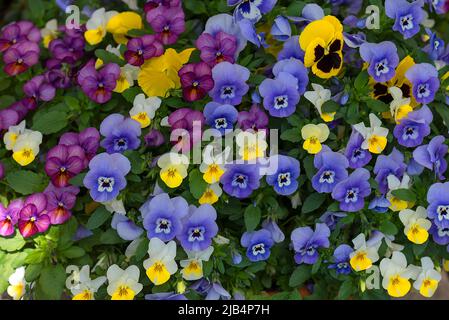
left=299, top=16, right=343, bottom=79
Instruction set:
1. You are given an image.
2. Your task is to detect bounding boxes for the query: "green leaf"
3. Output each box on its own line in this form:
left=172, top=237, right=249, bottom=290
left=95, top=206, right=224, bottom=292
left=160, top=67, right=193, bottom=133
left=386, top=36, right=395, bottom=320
left=337, top=280, right=354, bottom=300
left=69, top=173, right=86, bottom=187
left=86, top=207, right=111, bottom=230
left=25, top=264, right=43, bottom=282
left=244, top=205, right=261, bottom=231
left=62, top=246, right=86, bottom=259
left=32, top=110, right=68, bottom=134
left=188, top=169, right=208, bottom=199
left=366, top=99, right=389, bottom=112
left=354, top=70, right=369, bottom=91
left=289, top=265, right=312, bottom=287
left=435, top=103, right=449, bottom=130
left=322, top=100, right=340, bottom=113
left=391, top=189, right=416, bottom=202
left=0, top=232, right=26, bottom=252
left=25, top=249, right=46, bottom=264
left=184, top=0, right=207, bottom=13
left=27, top=0, right=45, bottom=20
left=379, top=220, right=398, bottom=236
left=6, top=170, right=44, bottom=195
left=100, top=229, right=125, bottom=244
left=311, top=258, right=321, bottom=274
left=125, top=150, right=145, bottom=174
left=95, top=49, right=126, bottom=66
left=301, top=193, right=326, bottom=214
left=122, top=87, right=142, bottom=103
left=280, top=128, right=301, bottom=143
left=37, top=265, right=66, bottom=300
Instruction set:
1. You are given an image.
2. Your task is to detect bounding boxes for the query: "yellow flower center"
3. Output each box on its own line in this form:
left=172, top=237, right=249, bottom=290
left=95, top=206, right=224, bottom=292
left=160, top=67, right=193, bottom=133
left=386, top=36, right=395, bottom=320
left=111, top=286, right=135, bottom=300
left=350, top=251, right=372, bottom=271
left=146, top=261, right=170, bottom=285
left=72, top=290, right=93, bottom=300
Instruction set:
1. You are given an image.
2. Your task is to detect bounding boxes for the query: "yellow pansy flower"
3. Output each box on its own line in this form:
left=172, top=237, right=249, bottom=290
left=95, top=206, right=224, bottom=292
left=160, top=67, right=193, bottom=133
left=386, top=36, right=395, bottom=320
left=414, top=257, right=441, bottom=298
left=138, top=48, right=195, bottom=97
left=199, top=183, right=222, bottom=205
left=349, top=233, right=381, bottom=272
left=85, top=8, right=118, bottom=45
left=236, top=131, right=268, bottom=161
left=143, top=238, right=178, bottom=286
left=3, top=120, right=26, bottom=150
left=301, top=123, right=329, bottom=154
left=180, top=246, right=214, bottom=281
left=69, top=265, right=106, bottom=301
left=106, top=265, right=142, bottom=300
left=304, top=83, right=335, bottom=122
left=129, top=94, right=161, bottom=128
left=399, top=206, right=431, bottom=245
left=106, top=11, right=143, bottom=44
left=353, top=113, right=388, bottom=154
left=114, top=64, right=139, bottom=93
left=386, top=174, right=411, bottom=212
left=157, top=152, right=189, bottom=188
left=380, top=251, right=419, bottom=298
left=12, top=130, right=43, bottom=166
left=388, top=87, right=413, bottom=124
left=7, top=267, right=26, bottom=300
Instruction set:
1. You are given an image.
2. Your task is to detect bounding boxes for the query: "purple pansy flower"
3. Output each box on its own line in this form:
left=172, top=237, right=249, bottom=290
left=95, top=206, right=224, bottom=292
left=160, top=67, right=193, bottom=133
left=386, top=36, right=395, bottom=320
left=145, top=129, right=165, bottom=147
left=209, top=62, right=250, bottom=105
left=229, top=0, right=277, bottom=23
left=262, top=218, right=285, bottom=243
left=44, top=184, right=79, bottom=225
left=2, top=41, right=40, bottom=76
left=148, top=7, right=185, bottom=45
left=111, top=214, right=143, bottom=241
left=241, top=229, right=274, bottom=262
left=18, top=193, right=50, bottom=238
left=407, top=158, right=425, bottom=176
left=312, top=146, right=349, bottom=193
left=44, top=59, right=73, bottom=89
left=168, top=108, right=204, bottom=152
left=237, top=19, right=268, bottom=48
left=177, top=204, right=218, bottom=252
left=203, top=102, right=238, bottom=135
left=259, top=72, right=300, bottom=118
left=373, top=148, right=406, bottom=194
left=405, top=63, right=440, bottom=104
left=100, top=114, right=141, bottom=154
left=319, top=211, right=347, bottom=231
left=359, top=41, right=399, bottom=82
left=77, top=60, right=121, bottom=104
left=0, top=199, right=24, bottom=237
left=22, top=75, right=56, bottom=110
left=0, top=108, right=20, bottom=131
left=427, top=182, right=449, bottom=228
left=237, top=104, right=269, bottom=133
left=291, top=223, right=330, bottom=264
left=144, top=0, right=181, bottom=13
left=272, top=58, right=309, bottom=96
left=83, top=153, right=131, bottom=203
left=331, top=168, right=371, bottom=212
left=59, top=127, right=100, bottom=164
left=179, top=62, right=214, bottom=102
left=265, top=155, right=300, bottom=196
left=394, top=105, right=433, bottom=148
left=48, top=32, right=85, bottom=65
left=196, top=31, right=237, bottom=67
left=385, top=0, right=426, bottom=39
left=368, top=196, right=391, bottom=213
left=270, top=16, right=291, bottom=41
left=277, top=35, right=304, bottom=61
left=45, top=144, right=86, bottom=188
left=413, top=135, right=448, bottom=180
left=204, top=14, right=247, bottom=56
left=0, top=21, right=41, bottom=52
left=190, top=279, right=231, bottom=300
left=220, top=163, right=262, bottom=199
left=140, top=193, right=189, bottom=242
left=124, top=35, right=164, bottom=66
left=328, top=244, right=353, bottom=275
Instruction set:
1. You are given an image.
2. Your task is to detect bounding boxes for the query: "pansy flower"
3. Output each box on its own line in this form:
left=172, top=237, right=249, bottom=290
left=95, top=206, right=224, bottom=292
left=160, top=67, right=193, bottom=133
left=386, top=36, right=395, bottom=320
left=413, top=135, right=448, bottom=180
left=168, top=108, right=204, bottom=152
left=45, top=145, right=86, bottom=188
left=0, top=199, right=23, bottom=237
left=83, top=153, right=131, bottom=203
left=18, top=193, right=50, bottom=238
left=177, top=204, right=218, bottom=252
left=353, top=113, right=389, bottom=154
left=41, top=19, right=59, bottom=48
left=106, top=11, right=143, bottom=44
left=203, top=102, right=238, bottom=135
left=291, top=223, right=330, bottom=264
left=304, top=84, right=334, bottom=122
left=179, top=62, right=214, bottom=102
left=199, top=144, right=228, bottom=184
left=301, top=123, right=330, bottom=154
left=331, top=168, right=371, bottom=212
left=143, top=238, right=178, bottom=285
left=405, top=63, right=440, bottom=104
left=12, top=130, right=43, bottom=166
left=236, top=131, right=268, bottom=161
left=49, top=29, right=85, bottom=65
left=344, top=129, right=372, bottom=169
left=59, top=127, right=100, bottom=163
left=427, top=182, right=449, bottom=228
left=237, top=104, right=269, bottom=133
left=374, top=148, right=406, bottom=194
left=129, top=94, right=161, bottom=129
left=3, top=120, right=26, bottom=151
left=238, top=19, right=268, bottom=48
left=44, top=184, right=79, bottom=225
left=106, top=265, right=142, bottom=300
left=100, top=114, right=141, bottom=154
left=140, top=193, right=189, bottom=242
left=84, top=8, right=118, bottom=45
left=386, top=174, right=411, bottom=212
left=204, top=14, right=247, bottom=57
left=387, top=87, right=413, bottom=124
left=349, top=233, right=381, bottom=271
left=148, top=7, right=185, bottom=45
left=199, top=184, right=223, bottom=205
left=262, top=218, right=285, bottom=243
left=328, top=244, right=353, bottom=275
left=220, top=163, right=262, bottom=199
left=0, top=21, right=41, bottom=52
left=196, top=31, right=237, bottom=67
left=157, top=152, right=189, bottom=188
left=312, top=146, right=349, bottom=194
left=319, top=211, right=347, bottom=230
left=299, top=16, right=343, bottom=79
left=270, top=16, right=291, bottom=41
left=2, top=41, right=40, bottom=76
left=70, top=265, right=107, bottom=300
left=22, top=75, right=56, bottom=110
left=124, top=35, right=164, bottom=66
left=360, top=41, right=399, bottom=83
left=7, top=267, right=26, bottom=300
left=259, top=72, right=300, bottom=118
left=209, top=62, right=250, bottom=105
left=111, top=214, right=143, bottom=241
left=385, top=0, right=426, bottom=39
left=413, top=257, right=441, bottom=298
left=145, top=129, right=165, bottom=147
left=241, top=229, right=274, bottom=262
left=180, top=246, right=214, bottom=281
left=190, top=279, right=231, bottom=300
left=399, top=206, right=431, bottom=244
left=265, top=155, right=300, bottom=196
left=229, top=0, right=277, bottom=23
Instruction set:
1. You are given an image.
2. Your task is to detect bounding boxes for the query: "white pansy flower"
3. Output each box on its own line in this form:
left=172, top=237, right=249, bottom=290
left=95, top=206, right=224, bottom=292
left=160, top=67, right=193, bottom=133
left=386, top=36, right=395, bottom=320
left=304, top=83, right=334, bottom=122
left=41, top=19, right=59, bottom=47
left=85, top=8, right=118, bottom=45
left=104, top=198, right=126, bottom=215
left=353, top=113, right=389, bottom=154
left=386, top=173, right=411, bottom=211
left=129, top=93, right=161, bottom=128
left=143, top=238, right=178, bottom=285
left=180, top=246, right=214, bottom=281
left=106, top=264, right=143, bottom=300
left=7, top=267, right=26, bottom=300
left=3, top=120, right=26, bottom=150
left=399, top=206, right=431, bottom=244
left=349, top=233, right=381, bottom=271
left=413, top=257, right=442, bottom=298
left=70, top=265, right=107, bottom=300
left=388, top=86, right=412, bottom=123
left=236, top=130, right=268, bottom=161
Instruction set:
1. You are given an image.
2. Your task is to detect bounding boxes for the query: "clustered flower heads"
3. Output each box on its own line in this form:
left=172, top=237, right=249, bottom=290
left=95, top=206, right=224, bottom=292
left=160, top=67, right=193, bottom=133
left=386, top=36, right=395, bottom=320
left=1, top=0, right=449, bottom=301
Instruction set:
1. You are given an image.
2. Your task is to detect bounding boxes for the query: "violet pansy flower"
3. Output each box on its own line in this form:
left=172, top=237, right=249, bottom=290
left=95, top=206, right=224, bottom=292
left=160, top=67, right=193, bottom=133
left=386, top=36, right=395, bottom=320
left=270, top=16, right=291, bottom=41
left=0, top=21, right=41, bottom=52
left=0, top=199, right=24, bottom=237
left=220, top=163, right=262, bottom=199
left=2, top=41, right=40, bottom=76
left=148, top=7, right=185, bottom=45
left=241, top=229, right=274, bottom=262
left=204, top=14, right=247, bottom=57
left=45, top=144, right=86, bottom=188
left=18, top=193, right=50, bottom=238
left=22, top=75, right=56, bottom=110
left=331, top=168, right=371, bottom=212
left=237, top=104, right=269, bottom=133
left=228, top=0, right=277, bottom=23
left=385, top=0, right=426, bottom=39
left=291, top=223, right=330, bottom=265
left=59, top=127, right=100, bottom=163
left=168, top=108, right=204, bottom=152
left=312, top=146, right=349, bottom=193
left=328, top=244, right=353, bottom=275
left=111, top=214, right=143, bottom=241
left=44, top=184, right=79, bottom=225
left=179, top=62, right=214, bottom=102
left=413, top=135, right=448, bottom=180
left=124, top=35, right=164, bottom=66
left=393, top=105, right=433, bottom=148
left=265, top=155, right=300, bottom=196
left=373, top=148, right=406, bottom=194
left=359, top=41, right=399, bottom=83
left=209, top=62, right=250, bottom=106
left=100, top=114, right=141, bottom=154
left=427, top=182, right=449, bottom=229
left=405, top=63, right=440, bottom=104
left=196, top=31, right=237, bottom=67
left=203, top=102, right=238, bottom=135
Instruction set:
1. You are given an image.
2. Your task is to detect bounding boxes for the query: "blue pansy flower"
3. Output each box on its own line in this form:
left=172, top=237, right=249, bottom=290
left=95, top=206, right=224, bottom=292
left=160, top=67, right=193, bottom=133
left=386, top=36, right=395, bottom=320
left=373, top=148, right=406, bottom=194
left=405, top=63, right=440, bottom=104
left=259, top=72, right=300, bottom=117
left=368, top=196, right=391, bottom=213
left=241, top=229, right=274, bottom=262
left=385, top=0, right=426, bottom=39
left=312, top=146, right=349, bottom=193
left=393, top=105, right=433, bottom=148
left=331, top=168, right=371, bottom=212
left=228, top=0, right=277, bottom=23
left=291, top=223, right=330, bottom=264
left=272, top=58, right=309, bottom=96
left=111, top=213, right=143, bottom=241
left=220, top=163, right=262, bottom=199
left=328, top=244, right=353, bottom=275
left=238, top=19, right=268, bottom=48
left=203, top=102, right=238, bottom=135
left=344, top=129, right=372, bottom=169
left=210, top=62, right=250, bottom=106
left=277, top=35, right=304, bottom=61
left=265, top=155, right=300, bottom=196
left=100, top=113, right=141, bottom=154
left=359, top=41, right=399, bottom=83
left=270, top=16, right=291, bottom=41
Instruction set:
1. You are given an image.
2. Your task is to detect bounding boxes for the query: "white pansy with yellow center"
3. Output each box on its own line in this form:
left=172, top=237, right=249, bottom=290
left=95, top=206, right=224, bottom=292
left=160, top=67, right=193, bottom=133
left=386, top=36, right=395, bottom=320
left=199, top=144, right=229, bottom=184
left=7, top=267, right=26, bottom=300
left=413, top=257, right=441, bottom=298
left=180, top=246, right=214, bottom=281
left=380, top=251, right=420, bottom=298
left=301, top=123, right=329, bottom=154
left=349, top=233, right=381, bottom=271
left=236, top=131, right=268, bottom=161
left=388, top=86, right=413, bottom=124
left=106, top=264, right=142, bottom=300
left=199, top=183, right=222, bottom=205
left=353, top=113, right=389, bottom=154
left=157, top=152, right=189, bottom=188
left=143, top=238, right=178, bottom=285
left=129, top=94, right=161, bottom=128
left=304, top=83, right=334, bottom=122
left=12, top=130, right=43, bottom=166
left=114, top=63, right=140, bottom=93
left=3, top=120, right=26, bottom=150
left=70, top=265, right=107, bottom=300
left=386, top=173, right=411, bottom=212
left=84, top=8, right=118, bottom=45
left=41, top=19, right=59, bottom=48
left=399, top=206, right=431, bottom=244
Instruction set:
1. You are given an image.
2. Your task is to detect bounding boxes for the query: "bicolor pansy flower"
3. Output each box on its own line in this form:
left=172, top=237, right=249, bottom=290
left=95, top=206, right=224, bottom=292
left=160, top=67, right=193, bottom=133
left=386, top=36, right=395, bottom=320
left=241, top=229, right=274, bottom=262
left=349, top=233, right=381, bottom=272
left=7, top=267, right=26, bottom=300
left=265, top=155, right=300, bottom=196
left=399, top=206, right=431, bottom=244
left=301, top=123, right=329, bottom=154
left=129, top=93, right=161, bottom=128
left=106, top=265, right=143, bottom=300
left=180, top=246, right=214, bottom=281
left=291, top=223, right=330, bottom=265
left=331, top=168, right=371, bottom=212
left=312, top=146, right=349, bottom=194
left=413, top=257, right=441, bottom=298
left=143, top=238, right=178, bottom=286
left=353, top=113, right=389, bottom=154
left=157, top=152, right=189, bottom=188
left=70, top=265, right=107, bottom=300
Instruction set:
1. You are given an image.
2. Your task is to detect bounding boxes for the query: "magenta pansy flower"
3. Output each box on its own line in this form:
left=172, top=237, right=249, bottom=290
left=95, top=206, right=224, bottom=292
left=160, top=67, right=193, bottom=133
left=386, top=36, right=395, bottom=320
left=124, top=35, right=164, bottom=66
left=196, top=31, right=237, bottom=67
left=18, top=193, right=50, bottom=238
left=44, top=184, right=80, bottom=225
left=179, top=62, right=214, bottom=102
left=0, top=199, right=24, bottom=237
left=45, top=144, right=86, bottom=188
left=2, top=41, right=40, bottom=76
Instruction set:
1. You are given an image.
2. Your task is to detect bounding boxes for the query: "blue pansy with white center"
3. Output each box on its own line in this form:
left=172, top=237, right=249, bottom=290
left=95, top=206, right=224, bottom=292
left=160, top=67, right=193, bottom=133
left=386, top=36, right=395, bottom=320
left=405, top=63, right=440, bottom=104
left=140, top=193, right=189, bottom=242
left=344, top=129, right=372, bottom=169
left=331, top=168, right=371, bottom=212
left=385, top=0, right=426, bottom=39
left=359, top=41, right=399, bottom=83
left=83, top=152, right=131, bottom=203
left=312, top=146, right=349, bottom=193
left=241, top=229, right=274, bottom=262
left=272, top=58, right=309, bottom=96
left=393, top=105, right=433, bottom=148
left=228, top=0, right=277, bottom=23
left=291, top=223, right=330, bottom=265
left=99, top=113, right=141, bottom=154
left=203, top=102, right=238, bottom=135
left=427, top=182, right=449, bottom=228
left=265, top=155, right=300, bottom=196
left=429, top=221, right=449, bottom=246
left=221, top=163, right=262, bottom=199
left=423, top=29, right=447, bottom=61
left=328, top=244, right=353, bottom=275
left=210, top=61, right=250, bottom=106
left=259, top=72, right=300, bottom=117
